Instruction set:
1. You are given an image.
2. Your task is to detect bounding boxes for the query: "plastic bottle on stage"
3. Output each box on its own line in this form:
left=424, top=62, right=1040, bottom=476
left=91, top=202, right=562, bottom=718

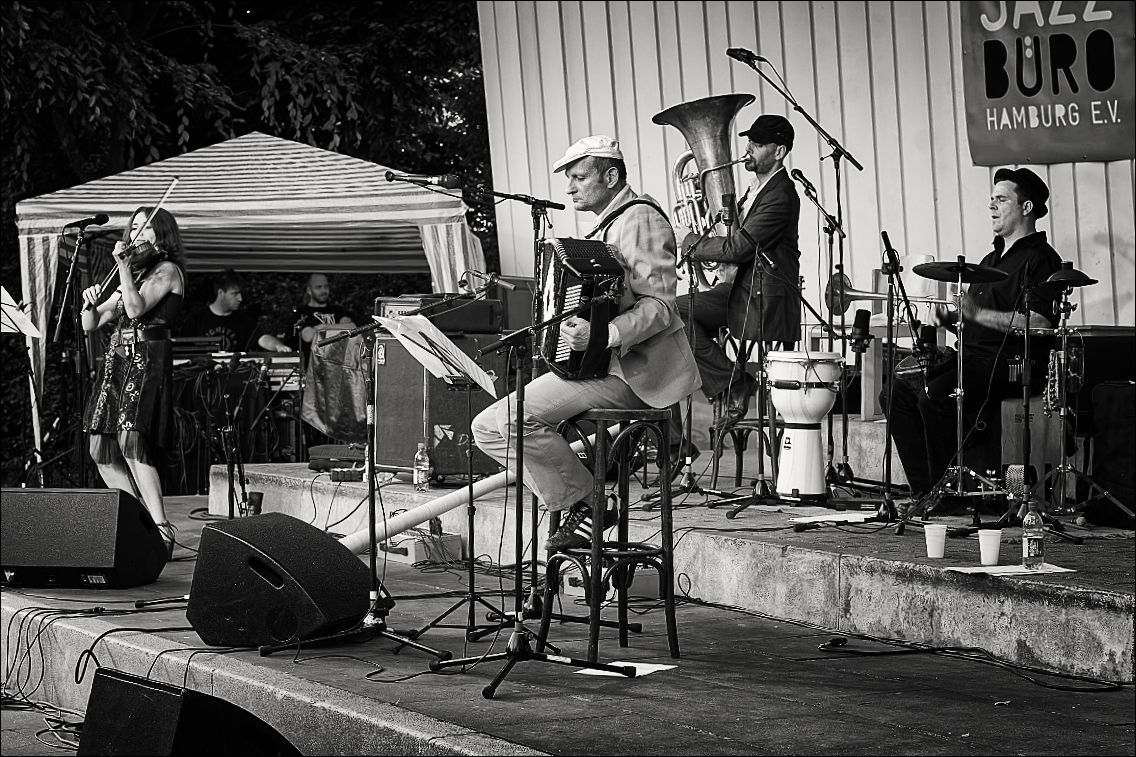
left=414, top=442, right=430, bottom=493
left=1022, top=499, right=1045, bottom=569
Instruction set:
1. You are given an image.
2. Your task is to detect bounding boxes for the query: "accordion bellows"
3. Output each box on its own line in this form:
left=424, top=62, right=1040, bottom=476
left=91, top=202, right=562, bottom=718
left=535, top=238, right=625, bottom=380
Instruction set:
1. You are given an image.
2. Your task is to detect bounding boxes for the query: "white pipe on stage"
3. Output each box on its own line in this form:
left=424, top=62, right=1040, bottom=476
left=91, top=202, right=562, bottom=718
left=337, top=469, right=513, bottom=555
left=336, top=425, right=625, bottom=556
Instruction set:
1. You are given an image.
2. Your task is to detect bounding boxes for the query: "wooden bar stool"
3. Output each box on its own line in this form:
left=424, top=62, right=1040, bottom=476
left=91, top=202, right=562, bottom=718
left=538, top=408, right=680, bottom=663
left=708, top=334, right=781, bottom=489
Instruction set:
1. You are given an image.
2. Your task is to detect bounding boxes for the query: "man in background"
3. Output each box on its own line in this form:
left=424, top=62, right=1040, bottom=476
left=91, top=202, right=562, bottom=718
left=295, top=273, right=354, bottom=357
left=179, top=269, right=292, bottom=353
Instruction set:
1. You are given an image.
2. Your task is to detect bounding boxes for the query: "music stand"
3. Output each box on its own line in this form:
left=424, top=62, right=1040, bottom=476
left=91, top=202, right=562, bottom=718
left=371, top=312, right=517, bottom=646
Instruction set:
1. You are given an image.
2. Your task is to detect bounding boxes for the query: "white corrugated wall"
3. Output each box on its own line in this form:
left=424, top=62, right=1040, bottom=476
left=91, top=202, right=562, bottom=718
left=477, top=0, right=1134, bottom=329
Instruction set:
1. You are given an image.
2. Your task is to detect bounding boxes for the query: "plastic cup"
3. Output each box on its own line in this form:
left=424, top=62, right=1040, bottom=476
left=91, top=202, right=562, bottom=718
left=924, top=524, right=947, bottom=558
left=978, top=528, right=1003, bottom=566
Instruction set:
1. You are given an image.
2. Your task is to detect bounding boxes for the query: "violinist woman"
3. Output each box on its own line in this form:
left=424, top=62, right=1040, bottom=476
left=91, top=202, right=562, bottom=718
left=81, top=207, right=186, bottom=558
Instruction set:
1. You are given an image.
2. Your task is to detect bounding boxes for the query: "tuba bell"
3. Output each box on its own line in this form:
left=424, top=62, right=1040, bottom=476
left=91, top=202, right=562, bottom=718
left=653, top=94, right=754, bottom=289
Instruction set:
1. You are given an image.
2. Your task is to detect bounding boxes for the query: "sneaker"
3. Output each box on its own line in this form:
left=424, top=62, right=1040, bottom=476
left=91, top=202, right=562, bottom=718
left=546, top=501, right=620, bottom=552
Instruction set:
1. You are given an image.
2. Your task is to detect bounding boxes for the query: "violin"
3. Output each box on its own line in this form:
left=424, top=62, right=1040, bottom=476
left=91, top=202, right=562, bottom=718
left=83, top=241, right=170, bottom=312
left=120, top=240, right=167, bottom=274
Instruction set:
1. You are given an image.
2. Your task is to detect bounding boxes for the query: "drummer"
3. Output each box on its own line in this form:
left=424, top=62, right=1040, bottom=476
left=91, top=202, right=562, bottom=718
left=882, top=167, right=1062, bottom=511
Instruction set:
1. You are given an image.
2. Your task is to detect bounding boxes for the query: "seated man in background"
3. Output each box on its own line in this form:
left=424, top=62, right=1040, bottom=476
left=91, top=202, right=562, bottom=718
left=179, top=269, right=292, bottom=353
left=295, top=273, right=355, bottom=357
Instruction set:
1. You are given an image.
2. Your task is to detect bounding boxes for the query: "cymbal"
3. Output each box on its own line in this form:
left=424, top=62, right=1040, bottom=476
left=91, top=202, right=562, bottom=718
left=1045, top=267, right=1098, bottom=288
left=913, top=261, right=1009, bottom=284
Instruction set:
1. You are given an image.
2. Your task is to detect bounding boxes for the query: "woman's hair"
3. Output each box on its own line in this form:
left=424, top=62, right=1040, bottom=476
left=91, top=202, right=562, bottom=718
left=125, top=206, right=186, bottom=271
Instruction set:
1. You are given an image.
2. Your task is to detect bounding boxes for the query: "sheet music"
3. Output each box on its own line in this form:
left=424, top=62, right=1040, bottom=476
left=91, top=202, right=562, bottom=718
left=374, top=314, right=498, bottom=398
left=1, top=286, right=41, bottom=338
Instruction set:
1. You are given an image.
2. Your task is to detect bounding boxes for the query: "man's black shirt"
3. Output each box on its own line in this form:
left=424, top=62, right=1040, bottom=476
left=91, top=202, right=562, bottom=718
left=963, top=231, right=1062, bottom=361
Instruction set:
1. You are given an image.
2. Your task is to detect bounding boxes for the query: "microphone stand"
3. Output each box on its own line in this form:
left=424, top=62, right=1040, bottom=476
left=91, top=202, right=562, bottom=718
left=733, top=53, right=864, bottom=491
left=431, top=190, right=635, bottom=698
left=797, top=184, right=857, bottom=488
left=52, top=228, right=96, bottom=487
left=644, top=223, right=735, bottom=504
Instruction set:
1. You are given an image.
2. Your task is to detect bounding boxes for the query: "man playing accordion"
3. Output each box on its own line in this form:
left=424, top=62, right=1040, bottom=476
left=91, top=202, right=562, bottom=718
left=472, top=135, right=700, bottom=551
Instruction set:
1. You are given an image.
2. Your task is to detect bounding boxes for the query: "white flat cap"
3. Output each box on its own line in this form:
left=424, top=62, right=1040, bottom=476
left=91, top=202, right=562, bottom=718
left=552, top=135, right=624, bottom=173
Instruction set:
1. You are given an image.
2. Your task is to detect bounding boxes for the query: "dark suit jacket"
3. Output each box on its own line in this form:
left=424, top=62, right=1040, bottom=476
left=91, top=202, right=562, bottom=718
left=691, top=169, right=801, bottom=342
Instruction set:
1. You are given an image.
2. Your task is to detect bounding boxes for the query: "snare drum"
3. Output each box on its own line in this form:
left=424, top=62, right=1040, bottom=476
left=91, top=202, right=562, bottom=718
left=766, top=351, right=844, bottom=497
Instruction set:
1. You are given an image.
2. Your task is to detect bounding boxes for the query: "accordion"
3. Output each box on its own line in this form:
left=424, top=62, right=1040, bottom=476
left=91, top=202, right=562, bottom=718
left=535, top=238, right=625, bottom=380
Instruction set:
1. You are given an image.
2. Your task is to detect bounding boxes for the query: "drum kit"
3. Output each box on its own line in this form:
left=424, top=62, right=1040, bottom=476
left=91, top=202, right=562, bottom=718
left=757, top=254, right=1121, bottom=528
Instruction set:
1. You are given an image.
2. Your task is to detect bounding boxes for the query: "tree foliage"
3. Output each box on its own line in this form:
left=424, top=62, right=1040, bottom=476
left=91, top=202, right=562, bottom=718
left=0, top=0, right=494, bottom=485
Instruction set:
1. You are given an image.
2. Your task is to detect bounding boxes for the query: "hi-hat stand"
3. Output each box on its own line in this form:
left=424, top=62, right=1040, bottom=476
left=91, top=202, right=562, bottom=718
left=430, top=190, right=635, bottom=698
left=899, top=257, right=1008, bottom=530
left=260, top=334, right=450, bottom=660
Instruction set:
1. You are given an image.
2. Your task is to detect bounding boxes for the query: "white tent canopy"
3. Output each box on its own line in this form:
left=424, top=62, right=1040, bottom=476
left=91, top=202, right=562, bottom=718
left=16, top=131, right=485, bottom=453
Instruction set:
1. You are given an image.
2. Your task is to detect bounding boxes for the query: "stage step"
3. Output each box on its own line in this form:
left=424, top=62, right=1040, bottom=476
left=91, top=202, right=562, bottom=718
left=207, top=455, right=1132, bottom=682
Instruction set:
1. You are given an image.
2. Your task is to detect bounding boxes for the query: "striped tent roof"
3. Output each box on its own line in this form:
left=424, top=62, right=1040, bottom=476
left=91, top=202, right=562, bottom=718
left=15, top=133, right=482, bottom=453
left=16, top=131, right=471, bottom=273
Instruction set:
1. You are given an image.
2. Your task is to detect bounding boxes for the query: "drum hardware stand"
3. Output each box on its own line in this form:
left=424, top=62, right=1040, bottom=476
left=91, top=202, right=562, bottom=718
left=1030, top=270, right=1132, bottom=527
left=260, top=333, right=451, bottom=660
left=432, top=192, right=636, bottom=698
left=946, top=278, right=1081, bottom=543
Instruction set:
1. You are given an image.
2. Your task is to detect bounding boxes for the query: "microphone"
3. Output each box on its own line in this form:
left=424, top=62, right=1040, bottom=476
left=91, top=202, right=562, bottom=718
left=917, top=324, right=937, bottom=396
left=881, top=230, right=901, bottom=271
left=385, top=171, right=461, bottom=189
left=790, top=169, right=816, bottom=196
left=718, top=193, right=736, bottom=227
left=259, top=358, right=270, bottom=384
left=850, top=308, right=873, bottom=354
left=64, top=214, right=109, bottom=229
left=465, top=270, right=517, bottom=291
left=726, top=47, right=766, bottom=64
left=227, top=351, right=241, bottom=373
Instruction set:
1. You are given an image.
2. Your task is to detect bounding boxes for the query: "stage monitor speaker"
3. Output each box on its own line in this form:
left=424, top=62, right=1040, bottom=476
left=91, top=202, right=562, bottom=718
left=77, top=667, right=301, bottom=756
left=186, top=513, right=370, bottom=647
left=372, top=333, right=507, bottom=478
left=0, top=488, right=167, bottom=589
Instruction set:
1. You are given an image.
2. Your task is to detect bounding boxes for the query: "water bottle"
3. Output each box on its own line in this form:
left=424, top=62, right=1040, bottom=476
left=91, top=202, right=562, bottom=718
left=413, top=442, right=430, bottom=493
left=1022, top=498, right=1045, bottom=569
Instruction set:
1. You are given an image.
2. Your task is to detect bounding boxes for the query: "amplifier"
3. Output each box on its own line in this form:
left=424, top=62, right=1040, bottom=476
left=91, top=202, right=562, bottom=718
left=372, top=333, right=508, bottom=479
left=374, top=295, right=502, bottom=334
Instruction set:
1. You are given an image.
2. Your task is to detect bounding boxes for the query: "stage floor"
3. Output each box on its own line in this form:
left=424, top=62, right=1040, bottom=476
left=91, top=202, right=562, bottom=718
left=3, top=479, right=1134, bottom=755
